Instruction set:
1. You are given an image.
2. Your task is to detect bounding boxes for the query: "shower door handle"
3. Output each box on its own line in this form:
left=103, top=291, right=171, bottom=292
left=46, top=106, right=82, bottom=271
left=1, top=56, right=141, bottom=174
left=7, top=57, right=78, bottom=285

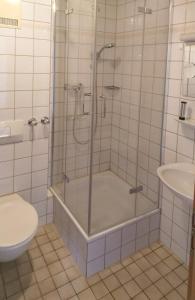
left=100, top=95, right=106, bottom=118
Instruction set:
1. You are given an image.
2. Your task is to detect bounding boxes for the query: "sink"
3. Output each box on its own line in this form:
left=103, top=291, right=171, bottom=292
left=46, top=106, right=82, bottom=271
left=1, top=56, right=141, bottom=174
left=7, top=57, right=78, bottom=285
left=157, top=163, right=195, bottom=201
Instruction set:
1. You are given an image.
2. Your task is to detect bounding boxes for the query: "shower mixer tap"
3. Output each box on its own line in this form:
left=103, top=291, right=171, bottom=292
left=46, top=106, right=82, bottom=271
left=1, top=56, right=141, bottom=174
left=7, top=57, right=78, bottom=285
left=28, top=118, right=38, bottom=127
left=41, top=116, right=50, bottom=125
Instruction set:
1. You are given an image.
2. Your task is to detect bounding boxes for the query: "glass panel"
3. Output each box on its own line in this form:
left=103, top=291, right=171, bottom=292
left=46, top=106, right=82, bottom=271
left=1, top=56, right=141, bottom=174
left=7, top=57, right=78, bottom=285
left=62, top=0, right=96, bottom=234
left=51, top=0, right=68, bottom=200
left=136, top=0, right=170, bottom=216
left=89, top=0, right=147, bottom=235
left=89, top=0, right=170, bottom=235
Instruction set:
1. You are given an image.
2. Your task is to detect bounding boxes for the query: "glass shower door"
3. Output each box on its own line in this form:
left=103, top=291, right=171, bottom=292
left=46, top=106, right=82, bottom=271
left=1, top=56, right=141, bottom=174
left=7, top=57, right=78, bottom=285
left=136, top=0, right=170, bottom=217
left=51, top=0, right=68, bottom=200
left=62, top=0, right=96, bottom=234
left=89, top=0, right=147, bottom=235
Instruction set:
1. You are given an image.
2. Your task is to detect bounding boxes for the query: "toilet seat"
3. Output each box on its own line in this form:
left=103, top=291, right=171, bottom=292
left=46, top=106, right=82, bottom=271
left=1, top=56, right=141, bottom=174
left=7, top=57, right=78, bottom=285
left=0, top=193, right=38, bottom=248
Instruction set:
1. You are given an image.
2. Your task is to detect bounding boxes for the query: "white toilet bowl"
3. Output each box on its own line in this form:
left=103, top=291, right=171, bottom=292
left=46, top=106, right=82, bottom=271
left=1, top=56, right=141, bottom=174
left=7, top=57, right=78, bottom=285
left=0, top=193, right=38, bottom=262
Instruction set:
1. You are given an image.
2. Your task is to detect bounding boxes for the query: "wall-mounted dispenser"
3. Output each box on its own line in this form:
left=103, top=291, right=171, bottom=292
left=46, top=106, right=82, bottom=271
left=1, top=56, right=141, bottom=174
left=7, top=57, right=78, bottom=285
left=0, top=0, right=21, bottom=29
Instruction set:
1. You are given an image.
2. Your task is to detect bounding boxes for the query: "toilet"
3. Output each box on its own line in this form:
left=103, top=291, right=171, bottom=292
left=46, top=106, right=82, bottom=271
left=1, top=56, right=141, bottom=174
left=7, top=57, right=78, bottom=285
left=0, top=193, right=38, bottom=262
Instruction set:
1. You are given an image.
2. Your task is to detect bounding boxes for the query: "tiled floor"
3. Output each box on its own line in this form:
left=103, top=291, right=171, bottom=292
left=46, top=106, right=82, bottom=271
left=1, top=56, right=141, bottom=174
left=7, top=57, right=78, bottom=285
left=0, top=224, right=189, bottom=300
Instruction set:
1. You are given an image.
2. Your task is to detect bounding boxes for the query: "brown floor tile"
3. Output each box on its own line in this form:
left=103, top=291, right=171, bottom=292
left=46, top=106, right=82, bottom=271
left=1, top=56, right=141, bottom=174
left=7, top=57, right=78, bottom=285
left=17, top=261, right=32, bottom=276
left=51, top=239, right=64, bottom=250
left=145, top=252, right=161, bottom=266
left=141, top=247, right=152, bottom=256
left=40, top=243, right=54, bottom=255
left=58, top=282, right=76, bottom=299
left=0, top=224, right=190, bottom=300
left=133, top=292, right=148, bottom=299
left=132, top=252, right=143, bottom=261
left=154, top=247, right=170, bottom=259
left=136, top=257, right=151, bottom=271
left=7, top=291, right=25, bottom=300
left=155, top=278, right=172, bottom=295
left=16, top=253, right=29, bottom=266
left=61, top=257, right=75, bottom=270
left=124, top=280, right=141, bottom=298
left=145, top=267, right=162, bottom=283
left=150, top=242, right=161, bottom=251
left=91, top=281, right=109, bottom=299
left=52, top=271, right=69, bottom=288
left=23, top=284, right=41, bottom=300
left=5, top=279, right=21, bottom=297
left=56, top=248, right=70, bottom=259
left=155, top=261, right=171, bottom=276
left=20, top=272, right=36, bottom=289
left=166, top=289, right=184, bottom=300
left=122, top=257, right=133, bottom=267
left=112, top=286, right=130, bottom=300
left=66, top=266, right=81, bottom=281
left=28, top=239, right=38, bottom=250
left=35, top=267, right=50, bottom=282
left=69, top=296, right=79, bottom=300
left=115, top=268, right=131, bottom=284
left=103, top=274, right=120, bottom=292
left=126, top=262, right=142, bottom=278
left=166, top=271, right=183, bottom=288
left=110, top=263, right=123, bottom=273
left=177, top=282, right=188, bottom=299
left=31, top=257, right=46, bottom=271
left=101, top=294, right=114, bottom=300
left=38, top=277, right=55, bottom=295
left=78, top=288, right=96, bottom=300
left=71, top=276, right=88, bottom=293
left=98, top=268, right=112, bottom=279
left=36, top=227, right=46, bottom=237
left=2, top=268, right=18, bottom=283
left=47, top=231, right=59, bottom=241
left=144, top=284, right=163, bottom=300
left=43, top=290, right=61, bottom=300
left=48, top=261, right=63, bottom=275
left=134, top=273, right=152, bottom=289
left=44, top=251, right=58, bottom=265
left=174, top=265, right=189, bottom=281
left=28, top=247, right=42, bottom=260
left=87, top=274, right=101, bottom=286
left=36, top=235, right=50, bottom=246
left=164, top=256, right=181, bottom=270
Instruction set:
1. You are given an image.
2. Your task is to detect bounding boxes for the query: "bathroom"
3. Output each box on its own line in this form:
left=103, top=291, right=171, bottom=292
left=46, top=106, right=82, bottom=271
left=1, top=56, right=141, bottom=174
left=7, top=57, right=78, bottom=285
left=0, top=0, right=194, bottom=299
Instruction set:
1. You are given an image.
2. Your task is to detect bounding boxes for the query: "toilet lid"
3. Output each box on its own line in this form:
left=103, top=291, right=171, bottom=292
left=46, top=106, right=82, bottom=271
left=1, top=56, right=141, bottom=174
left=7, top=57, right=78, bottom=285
left=0, top=194, right=38, bottom=247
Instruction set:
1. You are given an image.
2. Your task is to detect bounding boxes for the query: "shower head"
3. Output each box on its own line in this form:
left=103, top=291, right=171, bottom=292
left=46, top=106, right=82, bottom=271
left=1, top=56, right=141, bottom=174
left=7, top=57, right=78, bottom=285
left=96, top=43, right=115, bottom=59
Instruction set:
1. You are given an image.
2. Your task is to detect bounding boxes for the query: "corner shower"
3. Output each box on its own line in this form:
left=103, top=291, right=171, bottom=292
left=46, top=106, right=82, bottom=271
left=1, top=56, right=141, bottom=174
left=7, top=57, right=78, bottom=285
left=51, top=0, right=170, bottom=275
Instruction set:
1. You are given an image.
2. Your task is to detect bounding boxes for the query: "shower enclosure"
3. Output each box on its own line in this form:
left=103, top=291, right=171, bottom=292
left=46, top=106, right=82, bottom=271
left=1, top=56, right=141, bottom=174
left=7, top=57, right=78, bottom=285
left=51, top=0, right=170, bottom=275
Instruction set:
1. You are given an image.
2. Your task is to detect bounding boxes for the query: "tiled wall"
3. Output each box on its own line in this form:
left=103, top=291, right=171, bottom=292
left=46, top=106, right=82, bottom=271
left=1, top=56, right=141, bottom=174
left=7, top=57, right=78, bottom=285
left=160, top=0, right=195, bottom=264
left=0, top=0, right=53, bottom=224
left=54, top=195, right=160, bottom=277
left=110, top=0, right=170, bottom=216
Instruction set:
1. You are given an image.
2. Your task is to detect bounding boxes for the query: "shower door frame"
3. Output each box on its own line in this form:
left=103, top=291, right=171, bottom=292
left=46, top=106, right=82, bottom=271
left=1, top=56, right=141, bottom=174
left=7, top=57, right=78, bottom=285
left=52, top=0, right=171, bottom=238
left=88, top=0, right=171, bottom=236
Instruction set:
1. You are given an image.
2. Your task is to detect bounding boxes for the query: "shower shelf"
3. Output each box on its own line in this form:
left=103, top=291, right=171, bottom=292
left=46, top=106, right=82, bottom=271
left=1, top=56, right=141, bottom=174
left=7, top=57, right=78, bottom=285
left=67, top=114, right=90, bottom=120
left=104, top=85, right=120, bottom=90
left=176, top=118, right=195, bottom=128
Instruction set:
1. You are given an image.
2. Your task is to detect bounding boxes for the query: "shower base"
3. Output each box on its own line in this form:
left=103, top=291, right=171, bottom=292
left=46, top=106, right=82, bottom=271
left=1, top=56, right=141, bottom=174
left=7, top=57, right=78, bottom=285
left=51, top=171, right=161, bottom=276
left=54, top=171, right=157, bottom=235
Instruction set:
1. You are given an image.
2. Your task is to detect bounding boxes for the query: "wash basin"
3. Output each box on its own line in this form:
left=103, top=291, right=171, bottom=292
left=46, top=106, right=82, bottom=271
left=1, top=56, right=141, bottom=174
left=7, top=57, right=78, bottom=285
left=157, top=163, right=195, bottom=201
